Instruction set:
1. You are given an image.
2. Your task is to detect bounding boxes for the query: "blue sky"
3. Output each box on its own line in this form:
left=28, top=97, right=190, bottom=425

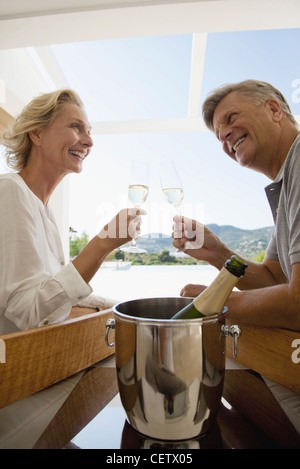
left=2, top=28, right=300, bottom=239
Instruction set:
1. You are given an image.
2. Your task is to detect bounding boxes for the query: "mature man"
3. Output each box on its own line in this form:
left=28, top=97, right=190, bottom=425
left=172, top=80, right=300, bottom=441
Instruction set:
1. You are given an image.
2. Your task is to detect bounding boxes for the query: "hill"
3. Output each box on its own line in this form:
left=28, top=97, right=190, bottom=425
left=136, top=224, right=273, bottom=261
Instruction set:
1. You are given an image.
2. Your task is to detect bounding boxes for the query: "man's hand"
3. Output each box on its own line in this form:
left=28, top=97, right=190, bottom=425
left=172, top=215, right=231, bottom=269
left=180, top=283, right=206, bottom=298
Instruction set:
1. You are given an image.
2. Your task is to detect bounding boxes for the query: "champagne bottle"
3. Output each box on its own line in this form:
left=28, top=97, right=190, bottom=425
left=172, top=255, right=247, bottom=320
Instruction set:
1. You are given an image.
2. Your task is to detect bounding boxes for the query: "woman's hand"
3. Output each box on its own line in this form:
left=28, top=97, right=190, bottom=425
left=97, top=208, right=147, bottom=250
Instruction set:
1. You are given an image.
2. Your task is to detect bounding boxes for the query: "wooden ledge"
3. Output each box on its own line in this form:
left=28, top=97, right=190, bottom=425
left=225, top=322, right=300, bottom=393
left=0, top=307, right=115, bottom=409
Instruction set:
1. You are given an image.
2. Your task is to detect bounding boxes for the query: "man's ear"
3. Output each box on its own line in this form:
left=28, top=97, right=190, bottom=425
left=266, top=98, right=282, bottom=123
left=28, top=129, right=42, bottom=145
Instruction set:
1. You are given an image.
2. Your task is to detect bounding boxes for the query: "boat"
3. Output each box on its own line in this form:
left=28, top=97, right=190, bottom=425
left=101, top=261, right=132, bottom=270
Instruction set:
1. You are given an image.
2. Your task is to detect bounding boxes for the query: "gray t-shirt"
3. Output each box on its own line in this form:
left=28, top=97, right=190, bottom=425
left=265, top=131, right=300, bottom=281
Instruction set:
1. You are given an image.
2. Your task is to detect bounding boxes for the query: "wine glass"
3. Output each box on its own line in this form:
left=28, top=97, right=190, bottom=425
left=121, top=159, right=150, bottom=254
left=160, top=160, right=184, bottom=216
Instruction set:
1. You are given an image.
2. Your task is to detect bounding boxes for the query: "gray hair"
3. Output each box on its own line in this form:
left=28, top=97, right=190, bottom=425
left=202, top=80, right=298, bottom=131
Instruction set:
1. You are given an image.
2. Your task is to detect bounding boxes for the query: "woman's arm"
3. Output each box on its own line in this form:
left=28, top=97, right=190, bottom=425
left=0, top=177, right=144, bottom=331
left=72, top=208, right=144, bottom=284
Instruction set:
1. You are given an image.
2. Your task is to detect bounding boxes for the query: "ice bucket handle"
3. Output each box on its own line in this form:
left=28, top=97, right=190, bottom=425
left=221, top=324, right=241, bottom=358
left=105, top=318, right=115, bottom=348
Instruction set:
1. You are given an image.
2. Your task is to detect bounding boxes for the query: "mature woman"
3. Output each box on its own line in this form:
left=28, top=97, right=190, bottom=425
left=0, top=89, right=143, bottom=334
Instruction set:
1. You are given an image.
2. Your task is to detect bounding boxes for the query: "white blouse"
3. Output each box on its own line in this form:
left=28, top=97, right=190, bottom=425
left=0, top=173, right=92, bottom=334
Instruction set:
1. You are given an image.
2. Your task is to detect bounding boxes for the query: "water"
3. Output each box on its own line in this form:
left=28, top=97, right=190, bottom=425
left=130, top=264, right=214, bottom=271
left=90, top=264, right=218, bottom=303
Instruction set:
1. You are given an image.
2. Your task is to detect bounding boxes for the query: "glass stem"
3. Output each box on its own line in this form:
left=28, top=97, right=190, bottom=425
left=174, top=204, right=181, bottom=217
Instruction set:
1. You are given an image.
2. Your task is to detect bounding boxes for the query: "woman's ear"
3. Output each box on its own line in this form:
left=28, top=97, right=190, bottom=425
left=28, top=129, right=42, bottom=145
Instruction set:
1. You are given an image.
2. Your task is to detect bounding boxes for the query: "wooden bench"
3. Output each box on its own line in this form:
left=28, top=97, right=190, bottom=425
left=225, top=322, right=300, bottom=393
left=224, top=322, right=300, bottom=448
left=0, top=307, right=115, bottom=409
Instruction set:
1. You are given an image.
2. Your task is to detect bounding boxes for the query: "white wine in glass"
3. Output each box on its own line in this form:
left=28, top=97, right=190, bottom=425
left=160, top=161, right=184, bottom=216
left=121, top=160, right=150, bottom=254
left=128, top=184, right=149, bottom=207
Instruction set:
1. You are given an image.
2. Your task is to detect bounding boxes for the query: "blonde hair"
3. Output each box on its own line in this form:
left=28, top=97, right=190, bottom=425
left=2, top=89, right=84, bottom=171
left=202, top=80, right=298, bottom=132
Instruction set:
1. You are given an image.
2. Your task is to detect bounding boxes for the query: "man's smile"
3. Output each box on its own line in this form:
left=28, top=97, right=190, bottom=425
left=233, top=135, right=247, bottom=153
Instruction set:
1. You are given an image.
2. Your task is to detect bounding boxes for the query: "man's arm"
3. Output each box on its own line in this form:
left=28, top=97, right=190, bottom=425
left=225, top=262, right=300, bottom=331
left=180, top=262, right=299, bottom=330
left=172, top=215, right=287, bottom=290
left=173, top=215, right=300, bottom=330
left=234, top=257, right=288, bottom=290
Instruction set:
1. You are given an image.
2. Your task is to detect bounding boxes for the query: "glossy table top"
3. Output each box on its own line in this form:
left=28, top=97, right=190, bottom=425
left=32, top=356, right=223, bottom=450
left=71, top=395, right=223, bottom=450
left=31, top=356, right=283, bottom=450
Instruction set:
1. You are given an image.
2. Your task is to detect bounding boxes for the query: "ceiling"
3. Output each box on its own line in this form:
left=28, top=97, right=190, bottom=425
left=1, top=0, right=300, bottom=134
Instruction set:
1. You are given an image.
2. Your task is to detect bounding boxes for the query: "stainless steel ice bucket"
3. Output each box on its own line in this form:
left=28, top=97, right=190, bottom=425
left=106, top=297, right=227, bottom=441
